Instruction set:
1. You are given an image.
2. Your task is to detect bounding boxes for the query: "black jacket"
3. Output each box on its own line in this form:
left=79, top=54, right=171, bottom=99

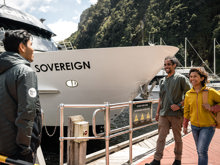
left=0, top=51, right=42, bottom=156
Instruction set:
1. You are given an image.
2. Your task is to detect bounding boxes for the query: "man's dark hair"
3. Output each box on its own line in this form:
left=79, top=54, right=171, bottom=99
left=3, top=30, right=32, bottom=54
left=164, top=56, right=180, bottom=68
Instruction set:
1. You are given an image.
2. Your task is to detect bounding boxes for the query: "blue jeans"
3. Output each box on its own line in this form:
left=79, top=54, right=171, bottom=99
left=191, top=125, right=215, bottom=165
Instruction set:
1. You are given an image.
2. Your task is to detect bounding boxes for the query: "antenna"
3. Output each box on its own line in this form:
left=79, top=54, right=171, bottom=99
left=140, top=20, right=144, bottom=46
left=40, top=18, right=46, bottom=23
left=4, top=0, right=6, bottom=5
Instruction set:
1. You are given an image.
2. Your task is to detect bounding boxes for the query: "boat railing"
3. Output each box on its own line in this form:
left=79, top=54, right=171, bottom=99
left=55, top=41, right=74, bottom=50
left=59, top=99, right=159, bottom=165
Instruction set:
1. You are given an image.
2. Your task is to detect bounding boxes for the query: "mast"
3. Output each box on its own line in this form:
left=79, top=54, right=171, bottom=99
left=214, top=38, right=216, bottom=75
left=185, top=37, right=187, bottom=67
left=140, top=20, right=144, bottom=46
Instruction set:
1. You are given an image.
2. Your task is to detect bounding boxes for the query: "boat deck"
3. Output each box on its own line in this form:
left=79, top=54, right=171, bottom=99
left=87, top=129, right=220, bottom=165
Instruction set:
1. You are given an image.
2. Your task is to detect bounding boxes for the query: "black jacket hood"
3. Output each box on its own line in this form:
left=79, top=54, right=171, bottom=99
left=0, top=52, right=30, bottom=74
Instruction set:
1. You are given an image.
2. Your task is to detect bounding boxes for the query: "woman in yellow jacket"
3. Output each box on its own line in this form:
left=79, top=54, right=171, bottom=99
left=183, top=67, right=220, bottom=165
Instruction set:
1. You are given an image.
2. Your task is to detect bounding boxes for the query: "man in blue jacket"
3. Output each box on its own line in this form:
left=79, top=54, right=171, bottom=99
left=0, top=30, right=42, bottom=164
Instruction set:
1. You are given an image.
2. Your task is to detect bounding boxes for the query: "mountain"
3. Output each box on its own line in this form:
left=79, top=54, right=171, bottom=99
left=66, top=0, right=220, bottom=74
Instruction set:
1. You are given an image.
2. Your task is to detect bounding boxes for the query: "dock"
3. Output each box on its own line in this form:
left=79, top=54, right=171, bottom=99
left=137, top=129, right=220, bottom=165
left=87, top=129, right=220, bottom=165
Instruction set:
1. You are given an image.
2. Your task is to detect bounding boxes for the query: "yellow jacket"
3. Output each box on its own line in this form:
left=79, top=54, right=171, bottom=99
left=184, top=86, right=220, bottom=127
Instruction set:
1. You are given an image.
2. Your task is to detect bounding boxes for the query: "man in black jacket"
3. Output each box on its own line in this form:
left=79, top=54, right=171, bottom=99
left=0, top=30, right=42, bottom=164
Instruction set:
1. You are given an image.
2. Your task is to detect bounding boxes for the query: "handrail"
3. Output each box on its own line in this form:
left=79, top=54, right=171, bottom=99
left=92, top=108, right=105, bottom=137
left=0, top=154, right=37, bottom=165
left=59, top=99, right=159, bottom=165
left=92, top=99, right=158, bottom=137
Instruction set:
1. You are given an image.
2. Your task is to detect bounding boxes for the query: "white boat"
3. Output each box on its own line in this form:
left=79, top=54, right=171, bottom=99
left=0, top=4, right=179, bottom=126
left=0, top=4, right=57, bottom=52
left=33, top=46, right=179, bottom=126
left=207, top=76, right=220, bottom=90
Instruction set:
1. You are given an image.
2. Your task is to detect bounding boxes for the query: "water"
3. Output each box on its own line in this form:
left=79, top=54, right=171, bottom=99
left=41, top=102, right=158, bottom=165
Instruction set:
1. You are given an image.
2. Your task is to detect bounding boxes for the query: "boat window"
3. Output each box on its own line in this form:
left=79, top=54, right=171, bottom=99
left=210, top=80, right=220, bottom=83
left=32, top=35, right=57, bottom=52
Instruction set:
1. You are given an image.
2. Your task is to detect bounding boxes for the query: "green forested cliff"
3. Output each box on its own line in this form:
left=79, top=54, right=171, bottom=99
left=67, top=0, right=220, bottom=74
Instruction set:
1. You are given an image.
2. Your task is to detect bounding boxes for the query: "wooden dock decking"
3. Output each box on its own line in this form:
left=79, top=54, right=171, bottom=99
left=87, top=129, right=178, bottom=165
left=87, top=129, right=220, bottom=165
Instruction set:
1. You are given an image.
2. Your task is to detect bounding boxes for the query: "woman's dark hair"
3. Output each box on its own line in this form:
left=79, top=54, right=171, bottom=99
left=3, top=30, right=32, bottom=54
left=189, top=67, right=209, bottom=86
left=164, top=56, right=180, bottom=68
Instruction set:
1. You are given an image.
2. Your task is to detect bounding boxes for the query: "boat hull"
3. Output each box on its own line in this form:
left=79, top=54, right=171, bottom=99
left=32, top=46, right=179, bottom=126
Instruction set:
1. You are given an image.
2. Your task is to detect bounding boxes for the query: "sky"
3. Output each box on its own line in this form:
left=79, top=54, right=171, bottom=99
left=1, top=0, right=98, bottom=41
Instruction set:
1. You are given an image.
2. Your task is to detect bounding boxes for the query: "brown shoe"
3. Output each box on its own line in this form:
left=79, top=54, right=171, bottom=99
left=145, top=159, right=160, bottom=165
